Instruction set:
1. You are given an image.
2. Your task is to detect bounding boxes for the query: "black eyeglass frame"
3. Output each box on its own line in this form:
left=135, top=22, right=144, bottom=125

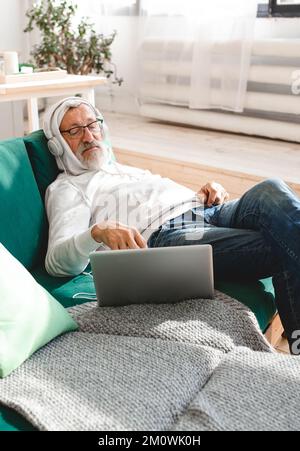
left=60, top=118, right=104, bottom=138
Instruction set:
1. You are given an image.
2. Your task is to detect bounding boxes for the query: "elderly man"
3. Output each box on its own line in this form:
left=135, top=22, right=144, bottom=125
left=44, top=96, right=300, bottom=352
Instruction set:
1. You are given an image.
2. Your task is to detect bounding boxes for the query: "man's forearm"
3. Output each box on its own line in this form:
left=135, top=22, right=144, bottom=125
left=45, top=228, right=99, bottom=277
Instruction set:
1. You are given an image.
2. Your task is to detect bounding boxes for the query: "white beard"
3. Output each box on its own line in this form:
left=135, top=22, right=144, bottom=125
left=76, top=141, right=109, bottom=171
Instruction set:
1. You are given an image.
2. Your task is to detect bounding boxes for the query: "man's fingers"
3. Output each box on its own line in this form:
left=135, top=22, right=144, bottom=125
left=103, top=227, right=147, bottom=250
left=198, top=183, right=229, bottom=206
left=198, top=189, right=207, bottom=204
left=207, top=190, right=229, bottom=206
left=109, top=241, right=119, bottom=250
left=207, top=190, right=218, bottom=206
left=118, top=239, right=130, bottom=250
left=218, top=191, right=229, bottom=205
left=126, top=235, right=140, bottom=249
left=114, top=233, right=147, bottom=250
left=134, top=230, right=148, bottom=248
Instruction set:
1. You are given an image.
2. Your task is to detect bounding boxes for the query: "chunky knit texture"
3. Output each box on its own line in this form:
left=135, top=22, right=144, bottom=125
left=70, top=291, right=271, bottom=353
left=0, top=292, right=298, bottom=431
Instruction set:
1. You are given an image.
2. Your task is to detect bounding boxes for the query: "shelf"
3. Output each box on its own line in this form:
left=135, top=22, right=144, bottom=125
left=0, top=69, right=67, bottom=84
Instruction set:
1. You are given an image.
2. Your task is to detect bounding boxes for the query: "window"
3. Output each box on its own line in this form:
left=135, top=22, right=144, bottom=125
left=272, top=0, right=300, bottom=16
left=258, top=0, right=300, bottom=16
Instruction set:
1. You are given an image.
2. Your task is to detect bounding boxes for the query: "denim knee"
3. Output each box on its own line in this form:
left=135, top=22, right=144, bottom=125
left=258, top=178, right=286, bottom=191
left=250, top=178, right=288, bottom=201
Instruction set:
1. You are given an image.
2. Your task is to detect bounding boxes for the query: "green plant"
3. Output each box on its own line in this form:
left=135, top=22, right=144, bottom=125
left=24, top=0, right=123, bottom=85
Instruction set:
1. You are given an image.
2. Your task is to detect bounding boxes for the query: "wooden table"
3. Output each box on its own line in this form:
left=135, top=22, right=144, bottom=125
left=0, top=74, right=106, bottom=132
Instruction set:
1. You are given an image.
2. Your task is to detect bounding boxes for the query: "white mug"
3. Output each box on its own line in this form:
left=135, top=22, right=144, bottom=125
left=3, top=51, right=19, bottom=75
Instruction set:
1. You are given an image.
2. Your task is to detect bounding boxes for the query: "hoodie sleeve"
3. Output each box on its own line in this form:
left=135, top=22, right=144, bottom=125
left=45, top=180, right=99, bottom=277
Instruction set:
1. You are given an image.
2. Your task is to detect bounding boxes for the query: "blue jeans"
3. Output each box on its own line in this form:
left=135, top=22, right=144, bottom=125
left=147, top=178, right=300, bottom=354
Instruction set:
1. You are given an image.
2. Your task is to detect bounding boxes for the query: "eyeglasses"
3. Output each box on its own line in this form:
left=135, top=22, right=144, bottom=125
left=60, top=118, right=104, bottom=139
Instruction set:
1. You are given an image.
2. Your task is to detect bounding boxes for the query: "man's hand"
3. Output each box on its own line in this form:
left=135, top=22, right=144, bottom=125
left=198, top=181, right=229, bottom=207
left=91, top=221, right=148, bottom=250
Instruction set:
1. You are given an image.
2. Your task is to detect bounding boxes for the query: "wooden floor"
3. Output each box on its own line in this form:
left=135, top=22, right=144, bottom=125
left=105, top=111, right=296, bottom=354
left=105, top=111, right=300, bottom=189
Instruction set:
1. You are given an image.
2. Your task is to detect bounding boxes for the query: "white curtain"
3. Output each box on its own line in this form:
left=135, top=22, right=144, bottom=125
left=138, top=0, right=259, bottom=112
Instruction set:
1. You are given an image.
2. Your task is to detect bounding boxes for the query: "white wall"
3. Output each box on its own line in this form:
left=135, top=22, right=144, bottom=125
left=94, top=16, right=140, bottom=116
left=44, top=15, right=141, bottom=116
left=0, top=0, right=28, bottom=138
left=255, top=17, right=300, bottom=38
left=0, top=0, right=24, bottom=54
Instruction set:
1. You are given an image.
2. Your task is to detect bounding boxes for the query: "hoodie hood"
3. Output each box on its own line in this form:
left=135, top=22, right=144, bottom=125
left=43, top=97, right=114, bottom=176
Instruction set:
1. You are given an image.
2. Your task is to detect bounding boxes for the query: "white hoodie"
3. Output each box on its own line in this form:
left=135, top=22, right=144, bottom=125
left=43, top=98, right=203, bottom=277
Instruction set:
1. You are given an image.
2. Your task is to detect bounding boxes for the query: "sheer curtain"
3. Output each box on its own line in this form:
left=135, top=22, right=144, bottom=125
left=138, top=0, right=259, bottom=112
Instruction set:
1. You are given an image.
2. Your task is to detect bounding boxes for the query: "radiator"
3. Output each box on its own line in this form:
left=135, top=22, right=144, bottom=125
left=139, top=38, right=300, bottom=142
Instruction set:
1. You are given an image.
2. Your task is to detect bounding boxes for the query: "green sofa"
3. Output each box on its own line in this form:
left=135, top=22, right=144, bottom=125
left=0, top=130, right=276, bottom=431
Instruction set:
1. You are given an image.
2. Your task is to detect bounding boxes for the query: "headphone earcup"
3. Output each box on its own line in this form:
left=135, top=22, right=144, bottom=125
left=48, top=137, right=63, bottom=157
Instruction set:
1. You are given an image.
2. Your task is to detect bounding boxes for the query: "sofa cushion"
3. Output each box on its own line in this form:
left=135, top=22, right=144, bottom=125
left=0, top=138, right=47, bottom=269
left=0, top=243, right=78, bottom=378
left=32, top=265, right=96, bottom=308
left=216, top=277, right=276, bottom=332
left=0, top=405, right=35, bottom=431
left=24, top=130, right=59, bottom=200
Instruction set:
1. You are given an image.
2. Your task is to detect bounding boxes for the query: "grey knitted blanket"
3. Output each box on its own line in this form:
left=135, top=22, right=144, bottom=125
left=0, top=291, right=299, bottom=431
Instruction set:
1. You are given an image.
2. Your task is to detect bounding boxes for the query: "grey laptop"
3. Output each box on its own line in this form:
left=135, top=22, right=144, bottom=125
left=89, top=244, right=214, bottom=307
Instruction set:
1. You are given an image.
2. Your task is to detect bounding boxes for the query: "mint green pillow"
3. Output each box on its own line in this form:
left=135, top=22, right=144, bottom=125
left=0, top=243, right=78, bottom=378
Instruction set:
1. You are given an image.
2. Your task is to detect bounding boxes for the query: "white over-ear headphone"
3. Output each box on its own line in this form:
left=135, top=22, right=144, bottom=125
left=43, top=97, right=103, bottom=158
left=48, top=136, right=64, bottom=158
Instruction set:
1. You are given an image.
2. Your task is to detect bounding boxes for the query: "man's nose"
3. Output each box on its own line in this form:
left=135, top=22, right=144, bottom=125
left=82, top=126, right=94, bottom=142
